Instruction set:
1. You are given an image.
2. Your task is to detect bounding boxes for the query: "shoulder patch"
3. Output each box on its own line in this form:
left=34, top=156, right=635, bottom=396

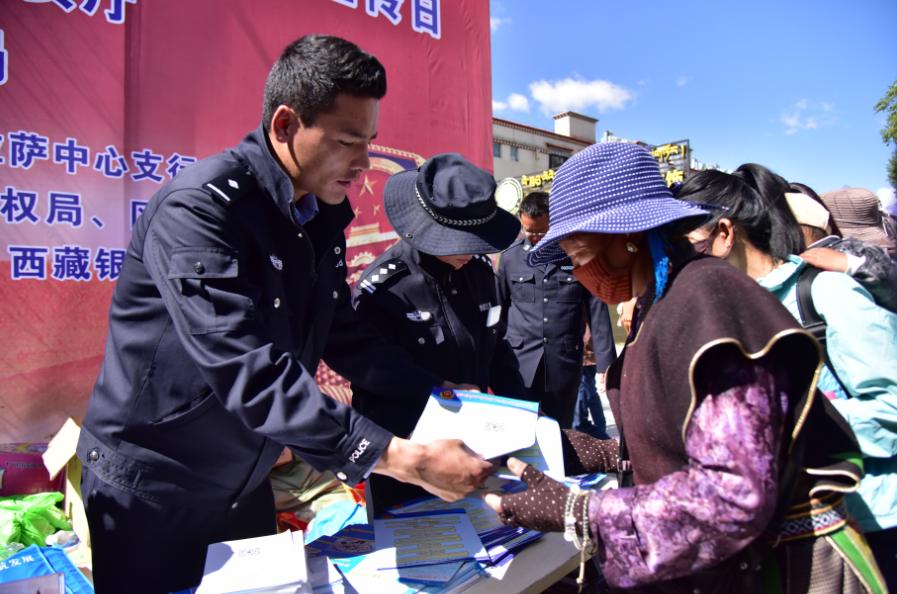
left=202, top=166, right=258, bottom=207
left=473, top=253, right=493, bottom=267
left=358, top=259, right=409, bottom=295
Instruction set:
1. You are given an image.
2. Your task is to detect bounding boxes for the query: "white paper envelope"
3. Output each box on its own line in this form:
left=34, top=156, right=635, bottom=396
left=495, top=415, right=565, bottom=481
left=409, top=390, right=539, bottom=460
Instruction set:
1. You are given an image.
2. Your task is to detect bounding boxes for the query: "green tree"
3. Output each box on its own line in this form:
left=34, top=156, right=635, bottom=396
left=874, top=74, right=897, bottom=188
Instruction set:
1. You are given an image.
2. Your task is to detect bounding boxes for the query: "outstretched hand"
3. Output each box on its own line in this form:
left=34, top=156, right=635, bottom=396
left=561, top=429, right=619, bottom=475
left=375, top=437, right=493, bottom=502
left=484, top=457, right=581, bottom=534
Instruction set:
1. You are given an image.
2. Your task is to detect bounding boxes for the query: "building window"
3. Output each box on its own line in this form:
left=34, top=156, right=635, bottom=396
left=549, top=153, right=569, bottom=169
left=510, top=146, right=519, bottom=162
left=493, top=142, right=502, bottom=158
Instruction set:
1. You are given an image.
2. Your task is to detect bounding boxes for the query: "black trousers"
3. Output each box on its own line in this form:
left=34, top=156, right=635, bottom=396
left=82, top=467, right=276, bottom=594
left=524, top=360, right=579, bottom=429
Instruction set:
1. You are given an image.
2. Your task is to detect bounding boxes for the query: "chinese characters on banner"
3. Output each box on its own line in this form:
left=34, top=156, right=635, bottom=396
left=0, top=0, right=491, bottom=441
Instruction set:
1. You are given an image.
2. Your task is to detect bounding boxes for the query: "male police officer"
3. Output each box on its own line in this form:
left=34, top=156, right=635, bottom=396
left=76, top=36, right=491, bottom=593
left=497, top=191, right=616, bottom=428
left=352, top=153, right=526, bottom=514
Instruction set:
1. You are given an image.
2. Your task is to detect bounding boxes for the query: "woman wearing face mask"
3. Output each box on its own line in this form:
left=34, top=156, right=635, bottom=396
left=676, top=164, right=897, bottom=590
left=484, top=143, right=884, bottom=593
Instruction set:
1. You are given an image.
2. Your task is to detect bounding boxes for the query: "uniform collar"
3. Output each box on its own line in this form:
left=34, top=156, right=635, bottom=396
left=235, top=125, right=301, bottom=225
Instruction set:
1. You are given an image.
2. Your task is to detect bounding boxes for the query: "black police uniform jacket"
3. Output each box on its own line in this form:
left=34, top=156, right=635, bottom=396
left=351, top=240, right=526, bottom=439
left=497, top=238, right=616, bottom=393
left=77, top=126, right=438, bottom=509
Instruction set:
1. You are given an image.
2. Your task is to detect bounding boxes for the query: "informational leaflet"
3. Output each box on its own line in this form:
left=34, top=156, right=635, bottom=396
left=410, top=390, right=539, bottom=460
left=307, top=524, right=464, bottom=590
left=196, top=530, right=310, bottom=594
left=495, top=415, right=565, bottom=481
left=411, top=389, right=565, bottom=480
left=373, top=510, right=488, bottom=569
left=393, top=494, right=506, bottom=535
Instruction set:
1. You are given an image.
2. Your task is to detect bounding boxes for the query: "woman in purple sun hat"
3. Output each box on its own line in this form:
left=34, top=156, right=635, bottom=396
left=485, top=142, right=881, bottom=593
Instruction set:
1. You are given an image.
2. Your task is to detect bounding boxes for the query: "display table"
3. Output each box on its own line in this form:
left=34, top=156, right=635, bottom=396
left=460, top=532, right=580, bottom=594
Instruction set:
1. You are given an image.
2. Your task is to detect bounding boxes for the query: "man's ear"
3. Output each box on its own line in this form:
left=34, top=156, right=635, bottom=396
left=269, top=105, right=297, bottom=143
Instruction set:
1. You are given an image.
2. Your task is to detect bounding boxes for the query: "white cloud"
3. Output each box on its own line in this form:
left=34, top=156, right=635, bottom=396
left=675, top=75, right=692, bottom=87
left=507, top=93, right=530, bottom=112
left=878, top=187, right=896, bottom=208
left=493, top=93, right=529, bottom=113
left=780, top=100, right=836, bottom=135
left=490, top=17, right=510, bottom=32
left=529, top=78, right=633, bottom=115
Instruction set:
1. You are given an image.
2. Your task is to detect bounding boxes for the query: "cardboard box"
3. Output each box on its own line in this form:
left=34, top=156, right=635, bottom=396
left=42, top=419, right=90, bottom=550
left=0, top=443, right=66, bottom=497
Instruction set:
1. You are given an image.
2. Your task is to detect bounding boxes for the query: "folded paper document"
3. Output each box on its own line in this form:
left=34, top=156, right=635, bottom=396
left=196, top=530, right=310, bottom=594
left=410, top=389, right=564, bottom=479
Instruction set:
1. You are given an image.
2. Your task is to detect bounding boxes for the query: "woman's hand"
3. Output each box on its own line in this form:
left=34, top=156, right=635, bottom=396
left=799, top=247, right=849, bottom=273
left=484, top=458, right=584, bottom=534
left=562, top=429, right=618, bottom=475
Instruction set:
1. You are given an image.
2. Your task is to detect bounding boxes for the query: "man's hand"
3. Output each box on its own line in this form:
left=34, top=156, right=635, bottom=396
left=374, top=437, right=493, bottom=502
left=800, top=247, right=849, bottom=273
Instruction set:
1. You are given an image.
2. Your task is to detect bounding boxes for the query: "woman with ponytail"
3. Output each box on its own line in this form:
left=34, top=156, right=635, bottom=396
left=678, top=163, right=897, bottom=589
left=484, top=143, right=884, bottom=593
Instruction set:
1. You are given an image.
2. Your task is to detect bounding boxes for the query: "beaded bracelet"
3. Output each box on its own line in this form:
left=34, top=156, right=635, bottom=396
left=563, top=485, right=581, bottom=545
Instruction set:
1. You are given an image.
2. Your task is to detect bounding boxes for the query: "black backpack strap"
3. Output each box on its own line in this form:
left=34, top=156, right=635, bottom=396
left=795, top=266, right=826, bottom=342
left=795, top=265, right=851, bottom=396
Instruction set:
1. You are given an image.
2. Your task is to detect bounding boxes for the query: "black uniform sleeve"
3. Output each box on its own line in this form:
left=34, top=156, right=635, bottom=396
left=496, top=250, right=512, bottom=326
left=587, top=296, right=617, bottom=373
left=488, top=261, right=527, bottom=398
left=142, top=188, right=391, bottom=484
left=323, top=280, right=440, bottom=399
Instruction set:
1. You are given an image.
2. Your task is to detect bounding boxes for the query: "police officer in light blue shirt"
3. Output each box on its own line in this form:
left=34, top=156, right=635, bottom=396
left=76, top=35, right=492, bottom=593
left=497, top=191, right=616, bottom=428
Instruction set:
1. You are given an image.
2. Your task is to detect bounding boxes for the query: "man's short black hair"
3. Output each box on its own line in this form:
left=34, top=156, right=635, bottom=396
left=519, top=191, right=549, bottom=218
left=262, top=34, right=387, bottom=128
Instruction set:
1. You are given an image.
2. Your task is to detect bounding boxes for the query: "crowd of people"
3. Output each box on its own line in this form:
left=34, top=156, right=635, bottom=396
left=73, top=32, right=896, bottom=594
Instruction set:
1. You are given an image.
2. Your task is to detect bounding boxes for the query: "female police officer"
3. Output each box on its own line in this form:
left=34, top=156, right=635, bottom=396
left=352, top=153, right=527, bottom=514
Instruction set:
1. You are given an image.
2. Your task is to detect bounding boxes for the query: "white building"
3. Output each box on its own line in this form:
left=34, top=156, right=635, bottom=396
left=492, top=112, right=596, bottom=181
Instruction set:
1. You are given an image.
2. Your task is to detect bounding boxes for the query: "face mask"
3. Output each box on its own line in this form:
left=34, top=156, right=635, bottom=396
left=572, top=256, right=633, bottom=304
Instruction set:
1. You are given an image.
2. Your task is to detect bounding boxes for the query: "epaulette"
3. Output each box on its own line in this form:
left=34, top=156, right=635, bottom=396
left=358, top=259, right=409, bottom=295
left=202, top=165, right=258, bottom=207
left=502, top=238, right=525, bottom=254
left=473, top=253, right=493, bottom=268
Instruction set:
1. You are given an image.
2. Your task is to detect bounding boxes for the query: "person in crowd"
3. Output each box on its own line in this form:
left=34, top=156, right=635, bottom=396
left=785, top=183, right=897, bottom=313
left=677, top=164, right=897, bottom=588
left=572, top=324, right=612, bottom=439
left=77, top=35, right=492, bottom=593
left=821, top=187, right=897, bottom=259
left=496, top=191, right=616, bottom=429
left=485, top=142, right=883, bottom=593
left=352, top=153, right=525, bottom=515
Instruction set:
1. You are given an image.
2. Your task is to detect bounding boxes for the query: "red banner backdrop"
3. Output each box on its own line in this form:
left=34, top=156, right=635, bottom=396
left=0, top=0, right=492, bottom=442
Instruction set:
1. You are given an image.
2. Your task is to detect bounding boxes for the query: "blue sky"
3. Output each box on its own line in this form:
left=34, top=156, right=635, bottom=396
left=489, top=0, right=897, bottom=204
